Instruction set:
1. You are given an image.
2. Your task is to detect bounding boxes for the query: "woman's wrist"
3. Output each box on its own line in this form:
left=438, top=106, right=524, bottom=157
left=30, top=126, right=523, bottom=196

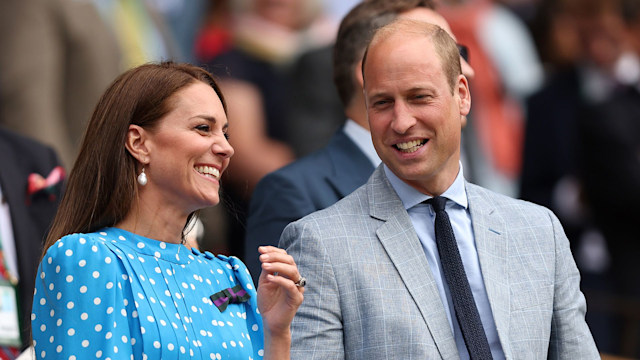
left=263, top=327, right=292, bottom=360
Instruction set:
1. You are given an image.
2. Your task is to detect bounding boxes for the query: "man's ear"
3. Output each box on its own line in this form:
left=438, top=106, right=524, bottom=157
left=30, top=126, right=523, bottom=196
left=125, top=124, right=150, bottom=164
left=456, top=74, right=471, bottom=117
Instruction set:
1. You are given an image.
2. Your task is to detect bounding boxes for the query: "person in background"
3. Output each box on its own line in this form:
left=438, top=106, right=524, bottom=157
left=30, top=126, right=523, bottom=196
left=245, top=0, right=474, bottom=284
left=31, top=62, right=304, bottom=359
left=577, top=0, right=640, bottom=356
left=280, top=18, right=598, bottom=359
left=0, top=126, right=63, bottom=359
left=437, top=0, right=544, bottom=198
left=0, top=0, right=121, bottom=168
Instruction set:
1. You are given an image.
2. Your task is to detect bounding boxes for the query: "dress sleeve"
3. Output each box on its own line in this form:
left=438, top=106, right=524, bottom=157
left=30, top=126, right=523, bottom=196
left=31, top=234, right=141, bottom=359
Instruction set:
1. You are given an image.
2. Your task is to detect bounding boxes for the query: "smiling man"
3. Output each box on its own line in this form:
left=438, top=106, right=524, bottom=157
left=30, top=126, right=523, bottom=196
left=245, top=0, right=475, bottom=285
left=280, top=18, right=598, bottom=359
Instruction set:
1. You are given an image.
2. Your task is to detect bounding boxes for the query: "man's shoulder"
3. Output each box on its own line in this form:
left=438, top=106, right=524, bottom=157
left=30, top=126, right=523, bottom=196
left=256, top=130, right=368, bottom=193
left=294, top=182, right=371, bottom=223
left=266, top=146, right=335, bottom=182
left=466, top=182, right=553, bottom=217
left=279, top=183, right=373, bottom=250
left=0, top=127, right=61, bottom=177
left=252, top=147, right=336, bottom=205
left=0, top=127, right=57, bottom=156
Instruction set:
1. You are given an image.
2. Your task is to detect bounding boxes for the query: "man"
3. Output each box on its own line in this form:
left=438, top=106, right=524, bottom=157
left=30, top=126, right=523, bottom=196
left=280, top=19, right=598, bottom=359
left=245, top=0, right=474, bottom=283
left=0, top=127, right=63, bottom=356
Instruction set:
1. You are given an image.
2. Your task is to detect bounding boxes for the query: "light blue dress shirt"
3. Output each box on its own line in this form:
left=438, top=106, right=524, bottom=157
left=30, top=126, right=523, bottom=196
left=384, top=164, right=505, bottom=360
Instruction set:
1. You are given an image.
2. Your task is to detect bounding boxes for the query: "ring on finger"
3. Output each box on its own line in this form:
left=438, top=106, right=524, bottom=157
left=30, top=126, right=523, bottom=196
left=294, top=276, right=307, bottom=288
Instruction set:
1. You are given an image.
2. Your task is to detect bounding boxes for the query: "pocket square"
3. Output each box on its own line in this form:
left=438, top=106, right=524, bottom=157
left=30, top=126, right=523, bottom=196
left=27, top=166, right=65, bottom=202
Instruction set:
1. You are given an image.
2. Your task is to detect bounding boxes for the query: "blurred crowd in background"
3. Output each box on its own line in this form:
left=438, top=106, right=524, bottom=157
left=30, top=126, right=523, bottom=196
left=1, top=0, right=639, bottom=357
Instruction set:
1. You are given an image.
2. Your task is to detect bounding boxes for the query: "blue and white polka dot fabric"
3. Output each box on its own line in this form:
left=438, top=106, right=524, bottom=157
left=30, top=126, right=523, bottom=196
left=32, top=227, right=264, bottom=359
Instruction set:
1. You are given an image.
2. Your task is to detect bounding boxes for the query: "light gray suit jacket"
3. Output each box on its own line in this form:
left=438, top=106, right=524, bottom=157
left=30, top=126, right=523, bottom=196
left=279, top=166, right=598, bottom=359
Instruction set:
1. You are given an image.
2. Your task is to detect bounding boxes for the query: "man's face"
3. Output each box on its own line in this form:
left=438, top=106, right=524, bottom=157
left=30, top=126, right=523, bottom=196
left=364, top=33, right=470, bottom=195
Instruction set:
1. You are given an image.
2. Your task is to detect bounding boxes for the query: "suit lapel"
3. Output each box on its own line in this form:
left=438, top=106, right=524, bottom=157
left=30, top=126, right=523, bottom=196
left=325, top=130, right=375, bottom=198
left=0, top=136, right=29, bottom=225
left=466, top=183, right=512, bottom=358
left=368, top=167, right=459, bottom=359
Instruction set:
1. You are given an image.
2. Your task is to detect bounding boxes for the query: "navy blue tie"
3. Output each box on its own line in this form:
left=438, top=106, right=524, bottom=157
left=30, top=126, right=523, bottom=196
left=426, top=196, right=493, bottom=360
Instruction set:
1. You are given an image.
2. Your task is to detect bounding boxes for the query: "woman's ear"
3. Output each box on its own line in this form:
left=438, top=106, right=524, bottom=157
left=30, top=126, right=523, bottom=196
left=125, top=125, right=150, bottom=164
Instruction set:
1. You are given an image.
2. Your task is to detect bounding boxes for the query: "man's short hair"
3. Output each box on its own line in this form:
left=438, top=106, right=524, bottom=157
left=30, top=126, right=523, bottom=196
left=333, top=0, right=436, bottom=107
left=362, top=18, right=462, bottom=93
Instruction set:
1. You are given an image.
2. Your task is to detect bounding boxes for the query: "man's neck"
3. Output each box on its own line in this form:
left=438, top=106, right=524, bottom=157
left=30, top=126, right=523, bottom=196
left=345, top=97, right=368, bottom=130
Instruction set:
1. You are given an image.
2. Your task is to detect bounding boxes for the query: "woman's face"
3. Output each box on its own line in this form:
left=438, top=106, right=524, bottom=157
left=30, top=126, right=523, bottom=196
left=143, top=81, right=234, bottom=213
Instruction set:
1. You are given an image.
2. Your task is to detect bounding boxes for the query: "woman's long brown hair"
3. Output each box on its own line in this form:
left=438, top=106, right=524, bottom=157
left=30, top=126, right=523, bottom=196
left=42, top=62, right=226, bottom=254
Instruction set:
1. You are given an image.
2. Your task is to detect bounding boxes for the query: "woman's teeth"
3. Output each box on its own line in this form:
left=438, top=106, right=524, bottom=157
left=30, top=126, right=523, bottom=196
left=195, top=165, right=220, bottom=179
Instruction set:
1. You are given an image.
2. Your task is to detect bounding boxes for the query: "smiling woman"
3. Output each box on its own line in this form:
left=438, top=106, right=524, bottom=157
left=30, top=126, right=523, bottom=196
left=122, top=81, right=234, bottom=225
left=30, top=62, right=304, bottom=360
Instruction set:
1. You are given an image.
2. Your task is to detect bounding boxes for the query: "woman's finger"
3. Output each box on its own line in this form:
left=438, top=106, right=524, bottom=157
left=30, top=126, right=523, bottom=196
left=265, top=273, right=305, bottom=296
left=261, top=261, right=298, bottom=280
left=258, top=245, right=287, bottom=255
left=259, top=251, right=296, bottom=266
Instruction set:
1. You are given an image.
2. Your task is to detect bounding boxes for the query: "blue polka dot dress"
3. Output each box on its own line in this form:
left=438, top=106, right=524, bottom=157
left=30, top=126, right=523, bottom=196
left=31, top=227, right=265, bottom=359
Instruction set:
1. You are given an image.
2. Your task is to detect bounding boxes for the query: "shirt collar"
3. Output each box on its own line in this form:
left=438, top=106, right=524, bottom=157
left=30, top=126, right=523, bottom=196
left=343, top=119, right=381, bottom=168
left=384, top=162, right=468, bottom=210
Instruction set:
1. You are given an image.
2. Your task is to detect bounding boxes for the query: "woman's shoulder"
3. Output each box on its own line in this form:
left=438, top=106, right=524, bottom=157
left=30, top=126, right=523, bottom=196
left=41, top=229, right=124, bottom=275
left=46, top=230, right=114, bottom=255
left=37, top=229, right=132, bottom=301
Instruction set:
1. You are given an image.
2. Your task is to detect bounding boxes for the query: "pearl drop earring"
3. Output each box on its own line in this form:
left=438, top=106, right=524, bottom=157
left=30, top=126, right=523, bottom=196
left=137, top=167, right=148, bottom=186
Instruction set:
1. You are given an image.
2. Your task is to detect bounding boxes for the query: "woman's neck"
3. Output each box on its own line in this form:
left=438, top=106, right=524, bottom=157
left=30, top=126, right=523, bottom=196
left=116, top=198, right=188, bottom=244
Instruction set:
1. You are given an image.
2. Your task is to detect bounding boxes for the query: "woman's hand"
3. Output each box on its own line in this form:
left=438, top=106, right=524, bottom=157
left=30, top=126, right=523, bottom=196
left=257, top=246, right=304, bottom=359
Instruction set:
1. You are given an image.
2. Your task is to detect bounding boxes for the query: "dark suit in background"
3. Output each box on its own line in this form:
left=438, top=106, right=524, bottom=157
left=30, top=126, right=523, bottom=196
left=244, top=129, right=374, bottom=283
left=578, top=85, right=640, bottom=356
left=0, top=128, right=62, bottom=349
left=286, top=45, right=345, bottom=157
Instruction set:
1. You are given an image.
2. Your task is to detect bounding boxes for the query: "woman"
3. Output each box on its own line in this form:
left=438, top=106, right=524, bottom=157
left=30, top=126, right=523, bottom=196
left=31, top=62, right=304, bottom=359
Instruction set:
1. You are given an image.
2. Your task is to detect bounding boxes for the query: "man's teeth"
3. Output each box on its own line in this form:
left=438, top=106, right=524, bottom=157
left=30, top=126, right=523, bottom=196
left=395, top=140, right=426, bottom=153
left=195, top=165, right=220, bottom=179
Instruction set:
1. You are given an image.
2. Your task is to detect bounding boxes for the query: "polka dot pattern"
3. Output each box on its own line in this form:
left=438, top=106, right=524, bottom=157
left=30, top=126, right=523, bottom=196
left=32, top=228, right=264, bottom=359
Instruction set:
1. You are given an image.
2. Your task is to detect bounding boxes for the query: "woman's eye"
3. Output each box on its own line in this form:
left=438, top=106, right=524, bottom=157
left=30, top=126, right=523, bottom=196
left=224, top=133, right=230, bottom=140
left=195, top=124, right=210, bottom=132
